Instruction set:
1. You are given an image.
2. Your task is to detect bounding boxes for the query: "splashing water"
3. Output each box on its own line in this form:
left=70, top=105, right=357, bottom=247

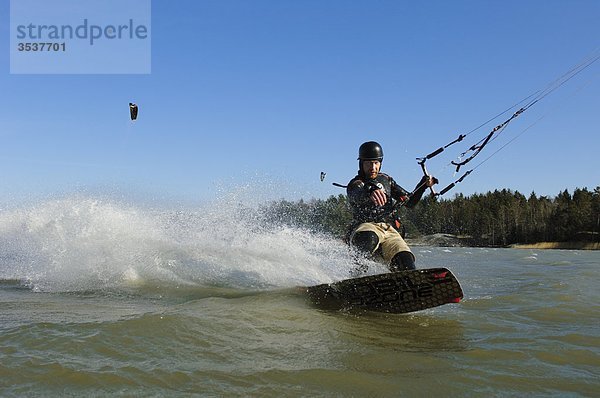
left=0, top=194, right=373, bottom=293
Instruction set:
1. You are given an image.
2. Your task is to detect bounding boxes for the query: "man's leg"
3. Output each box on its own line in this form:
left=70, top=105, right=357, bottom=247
left=351, top=231, right=379, bottom=254
left=348, top=223, right=383, bottom=274
left=380, top=226, right=416, bottom=271
left=389, top=251, right=416, bottom=271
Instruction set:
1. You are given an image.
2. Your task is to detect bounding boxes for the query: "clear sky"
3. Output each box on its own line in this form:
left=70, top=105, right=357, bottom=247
left=1, top=0, right=599, bottom=205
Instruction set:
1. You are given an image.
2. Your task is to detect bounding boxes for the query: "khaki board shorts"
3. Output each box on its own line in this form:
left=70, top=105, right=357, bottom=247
left=350, top=222, right=414, bottom=263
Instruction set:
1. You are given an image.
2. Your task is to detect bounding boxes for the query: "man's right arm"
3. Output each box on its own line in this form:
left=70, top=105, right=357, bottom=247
left=347, top=179, right=370, bottom=205
left=348, top=178, right=386, bottom=207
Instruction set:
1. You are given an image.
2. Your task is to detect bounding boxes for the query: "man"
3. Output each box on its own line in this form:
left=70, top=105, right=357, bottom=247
left=347, top=141, right=437, bottom=272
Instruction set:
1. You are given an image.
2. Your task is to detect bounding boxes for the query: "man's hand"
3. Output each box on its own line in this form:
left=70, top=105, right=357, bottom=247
left=424, top=176, right=439, bottom=188
left=370, top=189, right=387, bottom=206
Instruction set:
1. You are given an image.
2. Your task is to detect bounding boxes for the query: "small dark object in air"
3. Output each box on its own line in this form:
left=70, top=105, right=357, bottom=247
left=129, top=103, right=138, bottom=121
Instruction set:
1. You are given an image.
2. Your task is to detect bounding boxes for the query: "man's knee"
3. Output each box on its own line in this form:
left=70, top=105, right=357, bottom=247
left=351, top=231, right=379, bottom=254
left=390, top=251, right=416, bottom=271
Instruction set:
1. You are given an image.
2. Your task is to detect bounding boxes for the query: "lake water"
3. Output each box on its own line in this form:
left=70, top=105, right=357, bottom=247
left=1, top=197, right=598, bottom=396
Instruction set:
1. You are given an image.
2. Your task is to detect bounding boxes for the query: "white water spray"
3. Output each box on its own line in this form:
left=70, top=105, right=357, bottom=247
left=0, top=193, right=374, bottom=293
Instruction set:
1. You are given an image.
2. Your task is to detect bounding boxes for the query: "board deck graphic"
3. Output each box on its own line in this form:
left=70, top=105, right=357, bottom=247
left=305, top=268, right=463, bottom=314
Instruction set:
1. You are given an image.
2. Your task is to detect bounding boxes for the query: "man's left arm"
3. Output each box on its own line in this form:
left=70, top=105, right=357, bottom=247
left=399, top=176, right=438, bottom=208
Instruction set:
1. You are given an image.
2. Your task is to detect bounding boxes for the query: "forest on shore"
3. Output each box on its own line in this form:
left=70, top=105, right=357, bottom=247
left=262, top=186, right=600, bottom=247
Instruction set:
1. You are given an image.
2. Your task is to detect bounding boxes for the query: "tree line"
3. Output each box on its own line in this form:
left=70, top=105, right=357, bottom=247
left=261, top=186, right=600, bottom=246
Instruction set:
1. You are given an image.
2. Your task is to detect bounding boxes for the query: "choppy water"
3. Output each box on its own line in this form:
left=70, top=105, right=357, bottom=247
left=1, top=197, right=599, bottom=397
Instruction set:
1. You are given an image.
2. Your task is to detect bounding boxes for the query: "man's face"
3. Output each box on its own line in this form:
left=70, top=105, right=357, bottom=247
left=361, top=160, right=381, bottom=179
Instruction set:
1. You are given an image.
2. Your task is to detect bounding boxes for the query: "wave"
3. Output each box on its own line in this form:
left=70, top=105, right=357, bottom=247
left=0, top=194, right=377, bottom=294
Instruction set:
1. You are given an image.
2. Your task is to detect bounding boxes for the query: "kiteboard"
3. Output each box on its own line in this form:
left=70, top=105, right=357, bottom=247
left=305, top=268, right=463, bottom=314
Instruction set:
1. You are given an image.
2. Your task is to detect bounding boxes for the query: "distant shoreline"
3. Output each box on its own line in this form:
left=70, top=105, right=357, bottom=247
left=509, top=242, right=600, bottom=250
left=407, top=234, right=600, bottom=250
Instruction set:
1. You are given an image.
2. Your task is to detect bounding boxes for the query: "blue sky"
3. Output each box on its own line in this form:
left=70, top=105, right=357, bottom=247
left=1, top=0, right=599, bottom=205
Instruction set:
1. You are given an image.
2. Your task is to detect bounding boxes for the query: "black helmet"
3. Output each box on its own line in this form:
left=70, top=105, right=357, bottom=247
left=358, top=141, right=383, bottom=161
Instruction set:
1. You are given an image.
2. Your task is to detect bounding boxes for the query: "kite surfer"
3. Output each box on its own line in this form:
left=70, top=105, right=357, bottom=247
left=346, top=141, right=436, bottom=272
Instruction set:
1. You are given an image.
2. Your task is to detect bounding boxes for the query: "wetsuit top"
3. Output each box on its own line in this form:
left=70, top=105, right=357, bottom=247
left=346, top=172, right=428, bottom=225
